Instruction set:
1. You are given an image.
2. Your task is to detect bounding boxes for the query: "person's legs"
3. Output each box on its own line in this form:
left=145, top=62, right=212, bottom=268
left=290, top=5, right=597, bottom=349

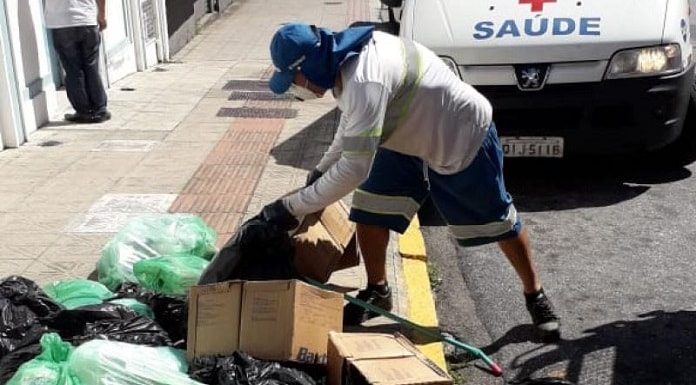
left=79, top=26, right=108, bottom=119
left=429, top=123, right=560, bottom=341
left=345, top=148, right=428, bottom=325
left=498, top=227, right=540, bottom=294
left=52, top=28, right=91, bottom=118
left=357, top=223, right=390, bottom=285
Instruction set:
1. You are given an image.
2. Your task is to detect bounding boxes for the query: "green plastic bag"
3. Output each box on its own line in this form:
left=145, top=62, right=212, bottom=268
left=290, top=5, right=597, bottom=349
left=97, top=214, right=217, bottom=290
left=133, top=254, right=210, bottom=296
left=69, top=340, right=205, bottom=385
left=43, top=279, right=114, bottom=310
left=107, top=298, right=155, bottom=319
left=7, top=333, right=81, bottom=385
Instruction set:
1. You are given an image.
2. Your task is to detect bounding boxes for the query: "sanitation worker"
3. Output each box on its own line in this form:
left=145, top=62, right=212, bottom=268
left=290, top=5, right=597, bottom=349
left=261, top=22, right=561, bottom=341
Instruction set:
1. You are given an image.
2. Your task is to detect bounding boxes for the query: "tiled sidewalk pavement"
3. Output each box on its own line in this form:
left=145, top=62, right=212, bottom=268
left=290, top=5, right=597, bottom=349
left=0, top=0, right=407, bottom=320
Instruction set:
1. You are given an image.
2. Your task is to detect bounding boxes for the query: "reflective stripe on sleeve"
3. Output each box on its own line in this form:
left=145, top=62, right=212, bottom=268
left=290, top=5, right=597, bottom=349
left=448, top=205, right=519, bottom=240
left=352, top=189, right=421, bottom=220
left=342, top=135, right=381, bottom=154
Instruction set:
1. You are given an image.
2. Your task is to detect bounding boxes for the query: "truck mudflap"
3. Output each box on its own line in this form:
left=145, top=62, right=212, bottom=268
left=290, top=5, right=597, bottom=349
left=477, top=62, right=695, bottom=156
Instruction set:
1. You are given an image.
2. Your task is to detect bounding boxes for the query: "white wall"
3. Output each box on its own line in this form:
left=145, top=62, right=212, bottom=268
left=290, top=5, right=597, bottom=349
left=5, top=0, right=57, bottom=139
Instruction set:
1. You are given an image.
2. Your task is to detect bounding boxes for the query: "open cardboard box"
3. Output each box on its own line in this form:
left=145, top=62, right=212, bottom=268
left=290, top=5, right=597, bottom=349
left=188, top=279, right=343, bottom=364
left=328, top=332, right=453, bottom=385
left=293, top=200, right=359, bottom=283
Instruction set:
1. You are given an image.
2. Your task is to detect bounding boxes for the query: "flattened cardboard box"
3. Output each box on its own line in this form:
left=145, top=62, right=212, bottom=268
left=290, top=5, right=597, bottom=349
left=293, top=201, right=359, bottom=283
left=188, top=280, right=343, bottom=364
left=327, top=332, right=452, bottom=385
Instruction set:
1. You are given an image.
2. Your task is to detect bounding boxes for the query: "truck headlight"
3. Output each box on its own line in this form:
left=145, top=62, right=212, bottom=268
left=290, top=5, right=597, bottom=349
left=606, top=44, right=683, bottom=79
left=439, top=56, right=461, bottom=79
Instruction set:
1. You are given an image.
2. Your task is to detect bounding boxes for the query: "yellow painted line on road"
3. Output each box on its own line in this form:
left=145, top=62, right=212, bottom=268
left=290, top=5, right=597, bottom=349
left=399, top=217, right=447, bottom=371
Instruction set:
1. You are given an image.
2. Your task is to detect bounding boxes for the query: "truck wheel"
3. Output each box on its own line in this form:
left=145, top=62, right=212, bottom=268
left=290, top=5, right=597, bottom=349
left=663, top=82, right=696, bottom=167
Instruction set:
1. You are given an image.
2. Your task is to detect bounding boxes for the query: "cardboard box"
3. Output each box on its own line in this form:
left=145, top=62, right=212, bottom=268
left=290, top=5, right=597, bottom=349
left=327, top=332, right=453, bottom=385
left=293, top=201, right=359, bottom=283
left=188, top=280, right=343, bottom=364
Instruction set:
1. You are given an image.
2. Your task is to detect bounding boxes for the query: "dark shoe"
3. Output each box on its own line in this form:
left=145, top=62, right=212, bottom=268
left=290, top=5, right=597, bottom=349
left=343, top=284, right=393, bottom=326
left=64, top=113, right=93, bottom=123
left=525, top=288, right=561, bottom=342
left=89, top=110, right=111, bottom=123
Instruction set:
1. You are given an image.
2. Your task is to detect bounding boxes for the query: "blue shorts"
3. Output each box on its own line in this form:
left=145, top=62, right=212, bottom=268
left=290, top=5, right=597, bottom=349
left=350, top=123, right=521, bottom=247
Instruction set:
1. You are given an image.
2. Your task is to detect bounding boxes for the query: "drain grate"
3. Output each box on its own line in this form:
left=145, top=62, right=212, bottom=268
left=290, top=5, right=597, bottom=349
left=222, top=80, right=269, bottom=91
left=228, top=91, right=293, bottom=101
left=217, top=107, right=297, bottom=119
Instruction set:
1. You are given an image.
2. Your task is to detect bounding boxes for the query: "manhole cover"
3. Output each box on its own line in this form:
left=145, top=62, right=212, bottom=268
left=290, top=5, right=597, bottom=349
left=217, top=107, right=297, bottom=119
left=222, top=80, right=269, bottom=91
left=67, top=193, right=176, bottom=233
left=228, top=91, right=293, bottom=101
left=92, top=140, right=158, bottom=152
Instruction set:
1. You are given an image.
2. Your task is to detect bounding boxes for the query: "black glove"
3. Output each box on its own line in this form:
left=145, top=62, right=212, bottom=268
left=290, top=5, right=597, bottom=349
left=305, top=168, right=323, bottom=186
left=261, top=200, right=299, bottom=232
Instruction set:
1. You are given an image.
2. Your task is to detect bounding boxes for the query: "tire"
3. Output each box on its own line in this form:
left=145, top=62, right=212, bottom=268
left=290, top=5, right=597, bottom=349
left=659, top=81, right=696, bottom=167
left=380, top=0, right=402, bottom=7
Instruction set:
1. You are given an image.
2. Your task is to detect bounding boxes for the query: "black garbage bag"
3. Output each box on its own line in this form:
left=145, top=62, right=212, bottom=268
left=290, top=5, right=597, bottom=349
left=198, top=216, right=297, bottom=285
left=0, top=343, right=41, bottom=384
left=48, top=303, right=171, bottom=346
left=114, top=283, right=188, bottom=348
left=0, top=276, right=62, bottom=359
left=189, top=352, right=317, bottom=385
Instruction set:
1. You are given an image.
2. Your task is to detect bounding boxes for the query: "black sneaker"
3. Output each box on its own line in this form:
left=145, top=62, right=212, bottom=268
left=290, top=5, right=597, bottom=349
left=64, top=113, right=93, bottom=123
left=343, top=284, right=393, bottom=326
left=525, top=288, right=561, bottom=342
left=89, top=110, right=111, bottom=123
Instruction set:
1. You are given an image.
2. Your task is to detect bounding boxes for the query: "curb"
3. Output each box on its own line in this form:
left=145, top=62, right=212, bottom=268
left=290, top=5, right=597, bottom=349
left=398, top=217, right=447, bottom=371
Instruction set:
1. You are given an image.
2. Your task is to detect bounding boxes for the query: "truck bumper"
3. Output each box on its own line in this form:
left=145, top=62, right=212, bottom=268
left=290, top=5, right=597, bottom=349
left=476, top=62, right=695, bottom=156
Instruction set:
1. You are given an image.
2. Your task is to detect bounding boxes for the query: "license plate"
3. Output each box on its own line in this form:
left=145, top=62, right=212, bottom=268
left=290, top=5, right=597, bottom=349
left=500, top=137, right=564, bottom=158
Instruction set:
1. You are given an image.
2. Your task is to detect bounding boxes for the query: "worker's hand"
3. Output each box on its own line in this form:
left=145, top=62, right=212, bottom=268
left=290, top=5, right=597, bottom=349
left=98, top=15, right=107, bottom=31
left=305, top=169, right=323, bottom=186
left=261, top=200, right=299, bottom=232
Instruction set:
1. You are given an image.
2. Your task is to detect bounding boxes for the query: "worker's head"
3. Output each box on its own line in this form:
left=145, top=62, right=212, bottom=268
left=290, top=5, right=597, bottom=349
left=269, top=22, right=374, bottom=100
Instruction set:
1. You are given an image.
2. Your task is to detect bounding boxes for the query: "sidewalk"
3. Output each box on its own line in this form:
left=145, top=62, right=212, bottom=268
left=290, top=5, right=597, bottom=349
left=0, top=0, right=407, bottom=318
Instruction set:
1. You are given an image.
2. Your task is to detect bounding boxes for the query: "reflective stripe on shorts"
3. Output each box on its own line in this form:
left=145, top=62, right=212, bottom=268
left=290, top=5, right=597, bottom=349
left=352, top=189, right=421, bottom=220
left=448, top=205, right=519, bottom=240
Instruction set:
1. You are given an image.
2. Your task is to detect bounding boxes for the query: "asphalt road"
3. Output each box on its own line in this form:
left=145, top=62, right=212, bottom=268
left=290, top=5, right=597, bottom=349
left=420, top=156, right=696, bottom=385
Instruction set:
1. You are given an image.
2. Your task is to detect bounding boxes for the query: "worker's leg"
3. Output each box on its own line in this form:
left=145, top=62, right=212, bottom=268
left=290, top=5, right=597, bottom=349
left=429, top=122, right=560, bottom=341
left=346, top=148, right=428, bottom=325
left=498, top=227, right=540, bottom=294
left=357, top=223, right=390, bottom=285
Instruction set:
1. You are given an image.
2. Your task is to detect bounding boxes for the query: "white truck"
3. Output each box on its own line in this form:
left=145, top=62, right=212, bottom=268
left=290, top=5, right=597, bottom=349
left=382, top=0, right=696, bottom=163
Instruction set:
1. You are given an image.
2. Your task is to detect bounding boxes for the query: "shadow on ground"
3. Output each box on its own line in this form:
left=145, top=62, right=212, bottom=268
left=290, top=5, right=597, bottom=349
left=503, top=158, right=692, bottom=212
left=478, top=310, right=696, bottom=385
left=419, top=158, right=693, bottom=225
left=270, top=108, right=341, bottom=171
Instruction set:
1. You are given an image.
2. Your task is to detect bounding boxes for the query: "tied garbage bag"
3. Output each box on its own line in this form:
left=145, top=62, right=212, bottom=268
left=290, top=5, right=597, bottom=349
left=1, top=276, right=62, bottom=359
left=115, top=284, right=188, bottom=348
left=6, top=333, right=81, bottom=385
left=98, top=214, right=217, bottom=290
left=133, top=254, right=210, bottom=296
left=69, top=339, right=205, bottom=385
left=43, top=279, right=114, bottom=310
left=48, top=303, right=170, bottom=347
left=0, top=344, right=41, bottom=384
left=189, top=352, right=317, bottom=385
left=198, top=216, right=296, bottom=285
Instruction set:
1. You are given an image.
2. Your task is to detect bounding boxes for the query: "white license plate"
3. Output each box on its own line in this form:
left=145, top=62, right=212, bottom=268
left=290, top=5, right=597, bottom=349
left=501, top=137, right=564, bottom=158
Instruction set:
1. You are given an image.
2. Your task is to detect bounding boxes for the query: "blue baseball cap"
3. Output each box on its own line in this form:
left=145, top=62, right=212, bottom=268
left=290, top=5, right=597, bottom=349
left=269, top=23, right=320, bottom=94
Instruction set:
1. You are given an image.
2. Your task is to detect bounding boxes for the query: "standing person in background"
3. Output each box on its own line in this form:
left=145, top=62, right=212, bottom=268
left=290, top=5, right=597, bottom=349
left=44, top=0, right=111, bottom=123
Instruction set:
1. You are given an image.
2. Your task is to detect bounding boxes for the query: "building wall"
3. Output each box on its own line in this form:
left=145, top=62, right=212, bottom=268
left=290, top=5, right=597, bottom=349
left=166, top=0, right=195, bottom=55
left=5, top=0, right=57, bottom=140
